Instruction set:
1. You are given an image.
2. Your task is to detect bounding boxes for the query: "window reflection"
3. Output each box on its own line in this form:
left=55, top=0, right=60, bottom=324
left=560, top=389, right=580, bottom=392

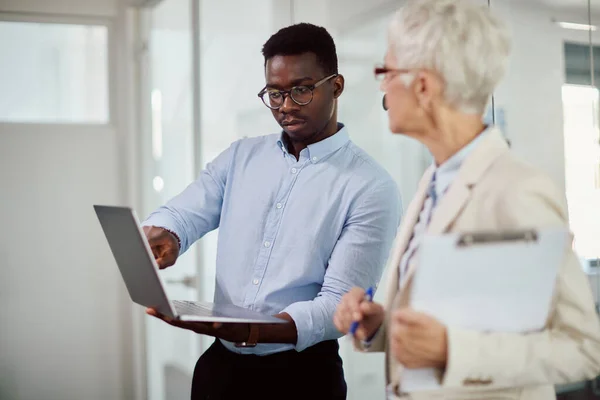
left=0, top=21, right=108, bottom=123
left=562, top=84, right=600, bottom=260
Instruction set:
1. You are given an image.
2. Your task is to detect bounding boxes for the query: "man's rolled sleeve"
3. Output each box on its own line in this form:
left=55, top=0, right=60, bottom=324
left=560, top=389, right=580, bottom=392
left=141, top=142, right=234, bottom=254
left=283, top=300, right=328, bottom=352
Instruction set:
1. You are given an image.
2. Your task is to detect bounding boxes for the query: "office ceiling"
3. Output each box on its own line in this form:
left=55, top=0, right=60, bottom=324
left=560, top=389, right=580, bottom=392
left=530, top=0, right=597, bottom=16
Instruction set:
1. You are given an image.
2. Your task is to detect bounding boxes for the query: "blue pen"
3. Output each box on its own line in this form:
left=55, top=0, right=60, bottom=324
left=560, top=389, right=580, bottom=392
left=349, top=286, right=374, bottom=336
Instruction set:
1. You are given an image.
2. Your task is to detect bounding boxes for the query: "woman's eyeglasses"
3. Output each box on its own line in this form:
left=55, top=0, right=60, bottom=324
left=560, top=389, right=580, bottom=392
left=374, top=65, right=411, bottom=81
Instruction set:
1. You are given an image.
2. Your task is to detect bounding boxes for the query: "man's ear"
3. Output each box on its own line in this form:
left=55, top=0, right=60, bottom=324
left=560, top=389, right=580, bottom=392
left=333, top=74, right=345, bottom=99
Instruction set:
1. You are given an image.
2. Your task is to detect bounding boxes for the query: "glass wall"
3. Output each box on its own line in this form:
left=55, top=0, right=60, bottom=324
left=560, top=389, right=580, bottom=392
left=488, top=0, right=599, bottom=301
left=489, top=0, right=599, bottom=396
left=196, top=0, right=285, bottom=353
left=194, top=0, right=600, bottom=398
left=141, top=0, right=600, bottom=398
left=140, top=1, right=200, bottom=399
left=193, top=2, right=433, bottom=397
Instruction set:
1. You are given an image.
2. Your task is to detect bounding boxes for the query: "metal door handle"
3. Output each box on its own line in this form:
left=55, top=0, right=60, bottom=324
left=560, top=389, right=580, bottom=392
left=592, top=376, right=600, bottom=396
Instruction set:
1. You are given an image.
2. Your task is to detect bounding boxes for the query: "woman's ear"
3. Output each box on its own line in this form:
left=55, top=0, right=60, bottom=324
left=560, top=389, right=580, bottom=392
left=414, top=71, right=439, bottom=112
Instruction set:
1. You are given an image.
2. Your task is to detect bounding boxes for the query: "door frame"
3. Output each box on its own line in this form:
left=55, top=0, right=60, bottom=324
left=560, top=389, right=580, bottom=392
left=0, top=7, right=145, bottom=400
left=134, top=1, right=205, bottom=398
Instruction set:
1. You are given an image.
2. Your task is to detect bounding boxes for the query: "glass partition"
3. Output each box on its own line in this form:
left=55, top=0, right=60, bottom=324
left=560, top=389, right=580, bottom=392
left=141, top=1, right=600, bottom=399
left=490, top=0, right=599, bottom=395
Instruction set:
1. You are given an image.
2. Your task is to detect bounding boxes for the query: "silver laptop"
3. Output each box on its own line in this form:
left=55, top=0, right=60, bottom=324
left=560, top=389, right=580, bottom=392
left=93, top=205, right=285, bottom=324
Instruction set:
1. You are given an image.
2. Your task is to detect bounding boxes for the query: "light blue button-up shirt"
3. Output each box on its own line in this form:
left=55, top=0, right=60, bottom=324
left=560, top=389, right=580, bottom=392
left=143, top=124, right=401, bottom=355
left=432, top=126, right=492, bottom=200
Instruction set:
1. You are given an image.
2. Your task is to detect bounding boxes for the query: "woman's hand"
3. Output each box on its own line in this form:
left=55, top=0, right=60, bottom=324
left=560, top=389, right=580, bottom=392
left=334, top=287, right=384, bottom=341
left=389, top=307, right=448, bottom=369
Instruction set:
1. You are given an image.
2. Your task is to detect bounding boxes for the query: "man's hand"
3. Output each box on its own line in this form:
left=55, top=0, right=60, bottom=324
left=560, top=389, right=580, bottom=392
left=333, top=287, right=384, bottom=341
left=146, top=307, right=249, bottom=342
left=143, top=226, right=179, bottom=269
left=389, top=308, right=448, bottom=369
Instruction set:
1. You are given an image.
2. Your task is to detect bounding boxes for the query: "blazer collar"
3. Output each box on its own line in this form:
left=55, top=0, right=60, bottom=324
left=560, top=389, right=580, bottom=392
left=398, top=127, right=510, bottom=291
left=427, top=126, right=510, bottom=234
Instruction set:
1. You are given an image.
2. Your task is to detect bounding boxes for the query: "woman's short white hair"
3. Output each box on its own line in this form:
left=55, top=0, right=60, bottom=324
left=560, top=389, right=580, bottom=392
left=388, top=0, right=511, bottom=114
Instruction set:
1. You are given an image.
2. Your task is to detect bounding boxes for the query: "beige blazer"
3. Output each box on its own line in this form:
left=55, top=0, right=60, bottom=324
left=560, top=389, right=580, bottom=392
left=358, top=128, right=600, bottom=399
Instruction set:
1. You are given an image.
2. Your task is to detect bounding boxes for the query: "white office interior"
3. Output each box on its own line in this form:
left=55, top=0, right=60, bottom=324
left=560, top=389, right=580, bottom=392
left=0, top=0, right=599, bottom=399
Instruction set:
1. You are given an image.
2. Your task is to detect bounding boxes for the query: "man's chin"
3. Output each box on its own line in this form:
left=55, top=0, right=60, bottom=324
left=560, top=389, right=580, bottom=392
left=282, top=124, right=310, bottom=139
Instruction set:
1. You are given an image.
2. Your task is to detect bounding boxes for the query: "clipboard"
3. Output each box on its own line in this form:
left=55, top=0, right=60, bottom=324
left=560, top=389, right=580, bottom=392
left=400, top=227, right=569, bottom=392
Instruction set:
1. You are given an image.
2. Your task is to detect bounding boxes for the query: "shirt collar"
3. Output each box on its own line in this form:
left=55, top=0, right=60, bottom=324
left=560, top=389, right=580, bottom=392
left=433, top=125, right=493, bottom=197
left=277, top=123, right=350, bottom=163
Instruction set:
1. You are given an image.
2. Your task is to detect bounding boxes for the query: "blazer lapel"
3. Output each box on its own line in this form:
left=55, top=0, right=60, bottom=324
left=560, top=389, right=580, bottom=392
left=383, top=167, right=433, bottom=305
left=426, top=178, right=471, bottom=234
left=399, top=127, right=510, bottom=291
left=428, top=127, right=511, bottom=235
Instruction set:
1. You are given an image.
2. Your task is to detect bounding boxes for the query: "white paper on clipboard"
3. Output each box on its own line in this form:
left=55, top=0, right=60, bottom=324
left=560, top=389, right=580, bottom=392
left=400, top=228, right=569, bottom=393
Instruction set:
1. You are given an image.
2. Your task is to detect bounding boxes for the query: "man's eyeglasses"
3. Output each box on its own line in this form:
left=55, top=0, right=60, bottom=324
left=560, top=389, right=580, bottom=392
left=258, top=74, right=338, bottom=110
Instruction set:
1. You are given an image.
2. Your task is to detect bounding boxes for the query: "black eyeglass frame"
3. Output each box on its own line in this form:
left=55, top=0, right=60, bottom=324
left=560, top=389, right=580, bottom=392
left=258, top=73, right=338, bottom=109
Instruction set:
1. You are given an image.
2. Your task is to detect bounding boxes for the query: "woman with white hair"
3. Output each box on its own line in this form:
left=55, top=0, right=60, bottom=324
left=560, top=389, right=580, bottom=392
left=334, top=0, right=600, bottom=398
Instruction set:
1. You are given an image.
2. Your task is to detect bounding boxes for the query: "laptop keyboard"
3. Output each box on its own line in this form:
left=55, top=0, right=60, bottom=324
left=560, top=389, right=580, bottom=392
left=172, top=300, right=218, bottom=317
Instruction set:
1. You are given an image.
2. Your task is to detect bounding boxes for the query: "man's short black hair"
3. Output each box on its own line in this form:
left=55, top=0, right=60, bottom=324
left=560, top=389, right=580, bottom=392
left=262, top=23, right=338, bottom=75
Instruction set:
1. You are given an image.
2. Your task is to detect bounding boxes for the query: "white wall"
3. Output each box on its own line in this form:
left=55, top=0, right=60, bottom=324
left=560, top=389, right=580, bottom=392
left=0, top=126, right=132, bottom=400
left=492, top=0, right=567, bottom=192
left=0, top=0, right=118, bottom=16
left=491, top=0, right=600, bottom=193
left=0, top=0, right=138, bottom=399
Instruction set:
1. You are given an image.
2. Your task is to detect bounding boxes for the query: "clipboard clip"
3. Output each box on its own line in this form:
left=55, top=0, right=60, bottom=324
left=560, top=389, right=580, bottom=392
left=457, top=229, right=538, bottom=247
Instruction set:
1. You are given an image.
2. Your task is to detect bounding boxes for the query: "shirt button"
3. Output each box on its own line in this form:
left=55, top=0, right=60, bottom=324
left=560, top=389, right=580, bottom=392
left=276, top=203, right=283, bottom=209
left=312, top=156, right=318, bottom=162
left=264, top=241, right=271, bottom=248
left=291, top=168, right=297, bottom=174
left=252, top=279, right=259, bottom=285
